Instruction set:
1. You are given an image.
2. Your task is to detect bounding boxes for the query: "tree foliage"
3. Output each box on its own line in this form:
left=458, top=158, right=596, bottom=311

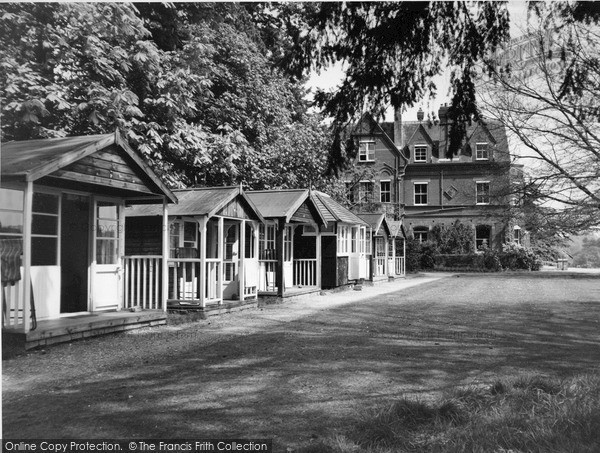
left=0, top=3, right=330, bottom=189
left=263, top=1, right=511, bottom=174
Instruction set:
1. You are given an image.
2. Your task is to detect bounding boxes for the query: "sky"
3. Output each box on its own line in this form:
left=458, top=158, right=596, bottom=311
left=306, top=1, right=530, bottom=122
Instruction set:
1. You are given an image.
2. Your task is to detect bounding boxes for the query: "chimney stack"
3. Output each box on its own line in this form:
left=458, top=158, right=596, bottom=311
left=438, top=104, right=449, bottom=125
left=393, top=107, right=403, bottom=148
left=417, top=107, right=424, bottom=122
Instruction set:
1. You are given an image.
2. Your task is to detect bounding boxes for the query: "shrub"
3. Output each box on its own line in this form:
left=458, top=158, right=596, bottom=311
left=405, top=239, right=438, bottom=271
left=500, top=243, right=542, bottom=271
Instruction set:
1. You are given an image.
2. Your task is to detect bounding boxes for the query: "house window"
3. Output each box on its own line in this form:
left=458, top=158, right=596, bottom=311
left=414, top=145, right=428, bottom=162
left=476, top=143, right=489, bottom=160
left=413, top=226, right=429, bottom=243
left=414, top=183, right=428, bottom=205
left=259, top=223, right=276, bottom=260
left=513, top=226, right=522, bottom=245
left=476, top=225, right=491, bottom=250
left=358, top=140, right=375, bottom=162
left=358, top=181, right=374, bottom=203
left=476, top=182, right=490, bottom=205
left=380, top=180, right=391, bottom=203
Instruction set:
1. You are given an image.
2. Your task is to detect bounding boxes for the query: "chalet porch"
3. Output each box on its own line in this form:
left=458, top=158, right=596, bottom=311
left=3, top=310, right=166, bottom=352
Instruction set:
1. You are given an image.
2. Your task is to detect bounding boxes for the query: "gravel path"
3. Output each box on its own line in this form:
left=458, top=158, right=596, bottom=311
left=3, top=272, right=600, bottom=452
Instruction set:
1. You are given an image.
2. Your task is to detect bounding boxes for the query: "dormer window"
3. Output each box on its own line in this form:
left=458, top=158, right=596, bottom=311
left=414, top=145, right=428, bottom=162
left=476, top=142, right=489, bottom=160
left=358, top=139, right=375, bottom=162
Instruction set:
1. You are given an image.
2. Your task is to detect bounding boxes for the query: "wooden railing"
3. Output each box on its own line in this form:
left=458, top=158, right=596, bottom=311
left=2, top=277, right=24, bottom=328
left=375, top=257, right=386, bottom=276
left=258, top=260, right=277, bottom=292
left=294, top=258, right=317, bottom=287
left=395, top=257, right=405, bottom=276
left=123, top=256, right=163, bottom=310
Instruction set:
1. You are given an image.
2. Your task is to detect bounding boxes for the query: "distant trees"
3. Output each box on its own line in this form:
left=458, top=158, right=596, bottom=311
left=0, top=3, right=331, bottom=189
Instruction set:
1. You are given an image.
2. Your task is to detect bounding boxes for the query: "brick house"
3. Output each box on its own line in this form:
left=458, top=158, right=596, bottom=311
left=346, top=106, right=527, bottom=251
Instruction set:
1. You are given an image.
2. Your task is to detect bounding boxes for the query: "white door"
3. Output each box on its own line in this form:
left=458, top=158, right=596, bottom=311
left=92, top=199, right=123, bottom=311
left=223, top=223, right=239, bottom=299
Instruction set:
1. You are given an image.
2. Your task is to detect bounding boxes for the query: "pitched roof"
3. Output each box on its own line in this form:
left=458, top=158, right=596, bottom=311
left=1, top=132, right=177, bottom=202
left=356, top=213, right=391, bottom=236
left=246, top=189, right=326, bottom=225
left=311, top=191, right=369, bottom=226
left=125, top=186, right=263, bottom=221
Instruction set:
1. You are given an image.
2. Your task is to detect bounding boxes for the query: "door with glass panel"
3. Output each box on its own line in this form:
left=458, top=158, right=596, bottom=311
left=92, top=199, right=123, bottom=311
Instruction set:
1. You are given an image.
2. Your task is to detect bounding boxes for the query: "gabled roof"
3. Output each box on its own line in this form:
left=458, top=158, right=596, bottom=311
left=1, top=132, right=177, bottom=202
left=311, top=191, right=369, bottom=227
left=246, top=189, right=327, bottom=225
left=125, top=186, right=264, bottom=222
left=357, top=213, right=390, bottom=236
left=387, top=220, right=407, bottom=239
left=354, top=112, right=406, bottom=162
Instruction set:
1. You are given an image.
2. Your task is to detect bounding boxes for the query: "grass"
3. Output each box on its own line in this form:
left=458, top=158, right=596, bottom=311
left=297, top=372, right=600, bottom=453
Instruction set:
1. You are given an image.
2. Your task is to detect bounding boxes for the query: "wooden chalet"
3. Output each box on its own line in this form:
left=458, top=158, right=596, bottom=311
left=125, top=186, right=264, bottom=313
left=357, top=213, right=407, bottom=281
left=311, top=191, right=370, bottom=288
left=0, top=133, right=177, bottom=350
left=246, top=189, right=327, bottom=297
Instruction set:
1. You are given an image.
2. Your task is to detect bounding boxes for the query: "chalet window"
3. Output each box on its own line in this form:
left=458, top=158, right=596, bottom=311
left=96, top=202, right=120, bottom=265
left=476, top=225, right=491, bottom=250
left=358, top=140, right=375, bottom=162
left=337, top=225, right=349, bottom=254
left=413, top=226, right=429, bottom=243
left=476, top=143, right=489, bottom=160
left=169, top=220, right=198, bottom=258
left=380, top=180, right=391, bottom=203
left=351, top=227, right=358, bottom=253
left=0, top=188, right=24, bottom=240
left=414, top=145, right=428, bottom=162
left=476, top=182, right=490, bottom=205
left=358, top=181, right=374, bottom=203
left=259, top=223, right=276, bottom=260
left=32, top=192, right=59, bottom=266
left=365, top=229, right=372, bottom=254
left=414, top=183, right=428, bottom=205
left=360, top=227, right=366, bottom=253
left=244, top=223, right=255, bottom=258
left=284, top=226, right=293, bottom=261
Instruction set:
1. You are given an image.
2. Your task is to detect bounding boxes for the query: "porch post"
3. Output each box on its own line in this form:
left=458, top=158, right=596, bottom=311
left=239, top=219, right=246, bottom=301
left=22, top=180, right=33, bottom=333
left=316, top=224, right=322, bottom=289
left=161, top=197, right=169, bottom=313
left=199, top=216, right=207, bottom=308
left=276, top=217, right=285, bottom=297
left=217, top=216, right=224, bottom=304
left=391, top=233, right=396, bottom=276
left=403, top=237, right=406, bottom=276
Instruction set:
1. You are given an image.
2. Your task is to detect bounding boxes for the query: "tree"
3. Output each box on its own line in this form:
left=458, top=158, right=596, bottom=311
left=478, top=4, right=600, bottom=232
left=264, top=1, right=511, bottom=174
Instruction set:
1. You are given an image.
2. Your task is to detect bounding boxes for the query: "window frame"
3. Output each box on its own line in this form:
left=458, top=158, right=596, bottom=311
left=358, top=139, right=375, bottom=162
left=414, top=182, right=428, bottom=206
left=476, top=142, right=489, bottom=160
left=476, top=181, right=491, bottom=205
left=358, top=181, right=374, bottom=203
left=413, top=226, right=429, bottom=243
left=380, top=180, right=391, bottom=203
left=414, top=145, right=428, bottom=163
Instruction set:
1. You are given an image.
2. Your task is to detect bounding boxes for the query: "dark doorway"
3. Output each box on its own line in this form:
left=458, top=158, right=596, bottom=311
left=61, top=194, right=90, bottom=313
left=321, top=235, right=337, bottom=289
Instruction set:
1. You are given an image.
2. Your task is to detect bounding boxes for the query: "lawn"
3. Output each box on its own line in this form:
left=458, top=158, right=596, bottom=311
left=3, top=273, right=600, bottom=452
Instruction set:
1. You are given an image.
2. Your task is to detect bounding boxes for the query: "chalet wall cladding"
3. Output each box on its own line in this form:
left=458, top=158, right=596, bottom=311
left=347, top=106, right=527, bottom=251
